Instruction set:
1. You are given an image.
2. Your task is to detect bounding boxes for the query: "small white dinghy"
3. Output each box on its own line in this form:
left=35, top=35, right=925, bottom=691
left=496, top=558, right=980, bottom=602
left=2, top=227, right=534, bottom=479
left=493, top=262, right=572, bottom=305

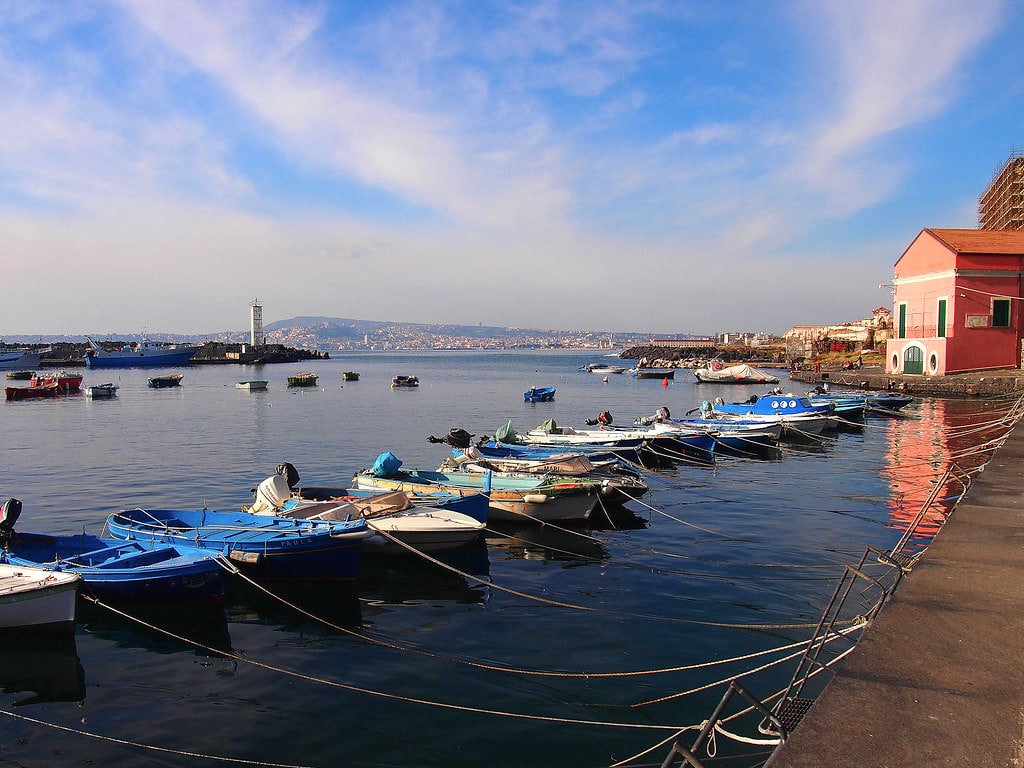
left=0, top=563, right=80, bottom=632
left=247, top=474, right=486, bottom=554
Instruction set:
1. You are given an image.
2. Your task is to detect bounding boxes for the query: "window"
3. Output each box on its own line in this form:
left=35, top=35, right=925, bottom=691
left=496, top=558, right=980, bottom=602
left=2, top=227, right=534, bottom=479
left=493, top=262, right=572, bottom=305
left=992, top=298, right=1011, bottom=328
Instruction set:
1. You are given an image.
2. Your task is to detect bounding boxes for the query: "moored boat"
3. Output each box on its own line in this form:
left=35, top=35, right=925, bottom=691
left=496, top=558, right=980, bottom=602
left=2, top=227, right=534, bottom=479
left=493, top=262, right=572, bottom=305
left=5, top=370, right=33, bottom=380
left=105, top=506, right=372, bottom=580
left=236, top=380, right=268, bottom=391
left=84, top=383, right=119, bottom=398
left=693, top=361, right=781, bottom=384
left=524, top=385, right=555, bottom=402
left=0, top=346, right=48, bottom=372
left=584, top=363, right=627, bottom=374
left=247, top=472, right=486, bottom=554
left=353, top=453, right=600, bottom=523
left=84, top=336, right=199, bottom=369
left=286, top=372, right=318, bottom=387
left=0, top=498, right=225, bottom=602
left=148, top=373, right=184, bottom=388
left=341, top=371, right=360, bottom=381
left=0, top=563, right=79, bottom=632
left=631, top=367, right=675, bottom=379
left=391, top=375, right=419, bottom=388
left=30, top=371, right=83, bottom=392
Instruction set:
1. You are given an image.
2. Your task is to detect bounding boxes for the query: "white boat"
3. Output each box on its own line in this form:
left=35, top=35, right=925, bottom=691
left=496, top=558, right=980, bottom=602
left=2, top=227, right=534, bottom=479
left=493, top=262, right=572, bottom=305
left=0, top=347, right=47, bottom=371
left=236, top=380, right=268, bottom=391
left=0, top=563, right=80, bottom=632
left=693, top=362, right=780, bottom=384
left=247, top=474, right=486, bottom=553
left=84, top=383, right=119, bottom=398
left=584, top=363, right=627, bottom=374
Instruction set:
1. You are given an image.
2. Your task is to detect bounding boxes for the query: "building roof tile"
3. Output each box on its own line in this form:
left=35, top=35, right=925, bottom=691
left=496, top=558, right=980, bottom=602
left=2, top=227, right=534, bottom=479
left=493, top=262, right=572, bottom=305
left=926, top=228, right=1024, bottom=254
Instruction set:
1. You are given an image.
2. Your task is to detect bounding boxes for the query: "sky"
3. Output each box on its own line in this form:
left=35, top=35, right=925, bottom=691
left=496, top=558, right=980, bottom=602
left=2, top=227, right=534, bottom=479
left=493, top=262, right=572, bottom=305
left=2, top=0, right=1022, bottom=337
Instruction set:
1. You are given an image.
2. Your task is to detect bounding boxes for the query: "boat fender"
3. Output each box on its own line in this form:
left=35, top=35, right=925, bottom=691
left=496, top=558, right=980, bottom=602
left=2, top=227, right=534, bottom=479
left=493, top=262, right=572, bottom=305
left=522, top=494, right=548, bottom=504
left=228, top=550, right=263, bottom=565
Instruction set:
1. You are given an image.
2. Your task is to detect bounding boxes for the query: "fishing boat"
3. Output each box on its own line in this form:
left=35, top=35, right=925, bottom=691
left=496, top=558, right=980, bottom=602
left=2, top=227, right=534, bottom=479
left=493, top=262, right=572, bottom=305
left=445, top=447, right=650, bottom=502
left=0, top=346, right=47, bottom=372
left=523, top=385, right=555, bottom=402
left=30, top=371, right=83, bottom=392
left=0, top=563, right=79, bottom=632
left=5, top=370, right=33, bottom=380
left=807, top=385, right=914, bottom=415
left=105, top=507, right=372, bottom=580
left=341, top=371, right=360, bottom=381
left=148, top=373, right=184, bottom=388
left=246, top=472, right=486, bottom=554
left=84, top=336, right=199, bottom=369
left=84, top=383, right=119, bottom=398
left=391, top=375, right=419, bottom=388
left=693, top=361, right=780, bottom=384
left=353, top=453, right=600, bottom=523
left=706, top=394, right=837, bottom=436
left=286, top=372, right=318, bottom=387
left=631, top=366, right=675, bottom=379
left=5, top=371, right=84, bottom=400
left=0, top=498, right=225, bottom=601
left=235, top=380, right=268, bottom=391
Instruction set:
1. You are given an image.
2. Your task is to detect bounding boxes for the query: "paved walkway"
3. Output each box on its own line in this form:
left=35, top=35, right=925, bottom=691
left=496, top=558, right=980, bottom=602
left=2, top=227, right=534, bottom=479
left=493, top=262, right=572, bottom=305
left=766, top=423, right=1024, bottom=767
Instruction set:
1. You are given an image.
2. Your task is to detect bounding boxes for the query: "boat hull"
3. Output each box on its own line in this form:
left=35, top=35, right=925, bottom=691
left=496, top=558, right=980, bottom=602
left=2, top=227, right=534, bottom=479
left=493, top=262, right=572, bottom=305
left=85, top=348, right=198, bottom=368
left=0, top=565, right=79, bottom=632
left=0, top=350, right=44, bottom=371
left=106, top=508, right=371, bottom=580
left=3, top=533, right=227, bottom=602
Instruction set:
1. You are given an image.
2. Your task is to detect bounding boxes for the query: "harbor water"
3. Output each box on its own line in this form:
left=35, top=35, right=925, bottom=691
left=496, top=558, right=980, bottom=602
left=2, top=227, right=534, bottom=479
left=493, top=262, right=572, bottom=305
left=0, top=350, right=1002, bottom=767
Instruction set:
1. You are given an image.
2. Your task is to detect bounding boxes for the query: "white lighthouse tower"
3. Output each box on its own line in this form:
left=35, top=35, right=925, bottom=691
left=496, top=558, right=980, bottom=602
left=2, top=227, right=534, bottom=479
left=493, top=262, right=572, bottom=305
left=250, top=298, right=265, bottom=347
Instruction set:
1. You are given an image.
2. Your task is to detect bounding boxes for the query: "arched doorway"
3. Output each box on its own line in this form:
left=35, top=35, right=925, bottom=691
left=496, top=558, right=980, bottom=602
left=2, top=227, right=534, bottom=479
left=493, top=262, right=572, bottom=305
left=903, top=345, right=924, bottom=375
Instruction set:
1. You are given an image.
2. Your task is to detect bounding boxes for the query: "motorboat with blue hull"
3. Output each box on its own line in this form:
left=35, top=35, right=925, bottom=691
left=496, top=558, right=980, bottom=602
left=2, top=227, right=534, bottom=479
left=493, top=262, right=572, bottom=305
left=0, top=498, right=225, bottom=602
left=806, top=385, right=914, bottom=416
left=705, top=393, right=837, bottom=437
left=85, top=336, right=199, bottom=368
left=105, top=507, right=372, bottom=580
left=523, top=386, right=555, bottom=402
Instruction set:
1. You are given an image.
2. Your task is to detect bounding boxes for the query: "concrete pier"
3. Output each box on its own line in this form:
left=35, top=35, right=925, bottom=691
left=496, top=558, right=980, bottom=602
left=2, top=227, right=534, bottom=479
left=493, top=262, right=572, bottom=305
left=766, top=422, right=1024, bottom=767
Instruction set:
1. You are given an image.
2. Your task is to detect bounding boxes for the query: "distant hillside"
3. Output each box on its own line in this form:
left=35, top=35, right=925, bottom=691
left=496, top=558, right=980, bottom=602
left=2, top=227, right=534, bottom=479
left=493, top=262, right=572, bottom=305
left=4, top=317, right=661, bottom=349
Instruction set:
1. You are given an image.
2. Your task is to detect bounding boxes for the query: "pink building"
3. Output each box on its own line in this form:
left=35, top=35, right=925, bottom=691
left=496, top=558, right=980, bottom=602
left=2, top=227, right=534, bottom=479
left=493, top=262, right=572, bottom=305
left=886, top=228, right=1024, bottom=375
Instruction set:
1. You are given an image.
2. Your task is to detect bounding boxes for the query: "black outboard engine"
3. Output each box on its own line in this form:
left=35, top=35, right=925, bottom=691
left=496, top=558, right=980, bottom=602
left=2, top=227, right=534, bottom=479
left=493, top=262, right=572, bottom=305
left=426, top=428, right=474, bottom=448
left=654, top=406, right=670, bottom=422
left=276, top=462, right=301, bottom=489
left=0, top=498, right=22, bottom=546
left=586, top=411, right=613, bottom=426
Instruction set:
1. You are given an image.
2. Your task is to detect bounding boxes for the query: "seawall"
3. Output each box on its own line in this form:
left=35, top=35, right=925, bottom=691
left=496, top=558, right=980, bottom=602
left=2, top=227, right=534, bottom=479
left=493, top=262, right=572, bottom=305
left=766, top=420, right=1024, bottom=767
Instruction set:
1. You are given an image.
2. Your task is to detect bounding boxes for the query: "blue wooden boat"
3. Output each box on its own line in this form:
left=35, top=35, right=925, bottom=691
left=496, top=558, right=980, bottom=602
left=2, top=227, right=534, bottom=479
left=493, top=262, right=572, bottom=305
left=105, top=507, right=372, bottom=580
left=523, top=386, right=555, bottom=402
left=808, top=386, right=914, bottom=415
left=0, top=498, right=225, bottom=602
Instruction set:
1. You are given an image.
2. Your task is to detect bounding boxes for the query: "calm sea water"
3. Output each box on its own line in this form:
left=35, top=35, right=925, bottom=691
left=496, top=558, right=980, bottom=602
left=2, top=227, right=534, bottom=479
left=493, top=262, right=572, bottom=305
left=0, top=350, right=998, bottom=767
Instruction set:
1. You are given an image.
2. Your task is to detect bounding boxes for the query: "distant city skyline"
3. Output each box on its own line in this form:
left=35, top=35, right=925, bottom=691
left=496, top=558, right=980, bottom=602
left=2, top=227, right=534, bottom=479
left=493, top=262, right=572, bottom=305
left=1, top=1, right=1018, bottom=336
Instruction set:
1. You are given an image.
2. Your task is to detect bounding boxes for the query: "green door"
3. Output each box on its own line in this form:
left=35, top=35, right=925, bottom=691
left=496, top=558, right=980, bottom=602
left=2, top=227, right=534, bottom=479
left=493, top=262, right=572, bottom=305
left=903, top=346, right=924, bottom=375
left=937, top=299, right=947, bottom=338
left=898, top=304, right=907, bottom=338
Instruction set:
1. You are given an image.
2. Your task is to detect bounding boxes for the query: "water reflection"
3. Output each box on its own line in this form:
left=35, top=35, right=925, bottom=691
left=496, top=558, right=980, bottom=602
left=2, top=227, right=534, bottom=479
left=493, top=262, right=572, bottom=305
left=485, top=524, right=611, bottom=563
left=0, top=632, right=85, bottom=705
left=76, top=598, right=233, bottom=655
left=359, top=539, right=492, bottom=606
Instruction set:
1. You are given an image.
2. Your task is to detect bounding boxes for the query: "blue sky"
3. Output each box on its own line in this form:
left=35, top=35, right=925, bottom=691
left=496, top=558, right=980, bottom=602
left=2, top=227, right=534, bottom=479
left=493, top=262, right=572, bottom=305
left=2, top=0, right=1021, bottom=336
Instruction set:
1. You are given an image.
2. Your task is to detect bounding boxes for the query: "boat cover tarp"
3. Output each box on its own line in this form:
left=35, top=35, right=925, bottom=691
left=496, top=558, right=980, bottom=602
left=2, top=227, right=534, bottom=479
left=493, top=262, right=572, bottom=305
left=372, top=452, right=403, bottom=478
left=697, top=364, right=780, bottom=383
left=495, top=420, right=519, bottom=443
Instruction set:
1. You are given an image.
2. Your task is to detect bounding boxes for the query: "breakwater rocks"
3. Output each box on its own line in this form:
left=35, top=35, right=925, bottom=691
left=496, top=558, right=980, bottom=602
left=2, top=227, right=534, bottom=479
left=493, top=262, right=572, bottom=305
left=36, top=342, right=326, bottom=367
left=619, top=345, right=788, bottom=369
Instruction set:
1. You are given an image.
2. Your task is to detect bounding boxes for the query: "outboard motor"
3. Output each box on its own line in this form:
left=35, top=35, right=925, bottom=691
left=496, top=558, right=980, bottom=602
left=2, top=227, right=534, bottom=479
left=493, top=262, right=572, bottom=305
left=699, top=400, right=713, bottom=417
left=654, top=406, right=670, bottom=422
left=586, top=411, right=613, bottom=426
left=0, top=498, right=23, bottom=546
left=249, top=475, right=292, bottom=515
left=276, top=462, right=301, bottom=489
left=426, top=427, right=474, bottom=448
